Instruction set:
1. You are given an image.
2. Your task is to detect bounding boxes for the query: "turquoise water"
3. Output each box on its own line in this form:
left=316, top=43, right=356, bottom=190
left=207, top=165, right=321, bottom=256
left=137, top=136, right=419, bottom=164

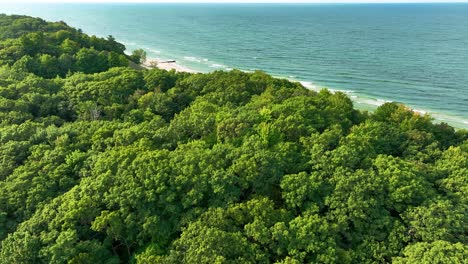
left=1, top=3, right=467, bottom=128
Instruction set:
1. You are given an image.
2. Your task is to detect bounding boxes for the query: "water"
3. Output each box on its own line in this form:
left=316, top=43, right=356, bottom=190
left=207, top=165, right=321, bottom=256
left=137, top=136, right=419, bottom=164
left=1, top=3, right=467, bottom=129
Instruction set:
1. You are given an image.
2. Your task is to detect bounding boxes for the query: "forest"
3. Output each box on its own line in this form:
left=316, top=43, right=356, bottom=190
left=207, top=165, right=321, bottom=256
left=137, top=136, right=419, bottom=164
left=0, top=14, right=466, bottom=263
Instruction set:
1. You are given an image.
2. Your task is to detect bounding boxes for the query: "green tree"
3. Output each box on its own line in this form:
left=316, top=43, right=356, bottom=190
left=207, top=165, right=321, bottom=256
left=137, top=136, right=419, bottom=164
left=130, top=49, right=147, bottom=64
left=393, top=241, right=467, bottom=264
left=75, top=47, right=108, bottom=73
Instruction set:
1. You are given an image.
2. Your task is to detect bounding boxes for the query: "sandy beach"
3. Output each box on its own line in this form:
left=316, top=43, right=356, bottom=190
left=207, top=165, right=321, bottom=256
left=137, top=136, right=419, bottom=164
left=142, top=58, right=198, bottom=73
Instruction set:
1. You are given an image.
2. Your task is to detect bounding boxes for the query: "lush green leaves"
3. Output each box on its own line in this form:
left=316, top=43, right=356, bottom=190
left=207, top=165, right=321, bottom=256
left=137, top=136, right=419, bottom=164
left=0, top=14, right=466, bottom=264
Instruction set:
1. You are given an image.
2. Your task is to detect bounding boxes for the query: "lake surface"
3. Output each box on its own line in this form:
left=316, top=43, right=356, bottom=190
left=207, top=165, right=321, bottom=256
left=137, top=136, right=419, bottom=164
left=1, top=3, right=467, bottom=128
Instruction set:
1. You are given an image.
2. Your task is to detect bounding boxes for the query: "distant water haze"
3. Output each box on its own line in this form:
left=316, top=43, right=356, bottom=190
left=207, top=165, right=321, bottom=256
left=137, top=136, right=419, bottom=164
left=1, top=3, right=467, bottom=128
left=10, top=1, right=468, bottom=3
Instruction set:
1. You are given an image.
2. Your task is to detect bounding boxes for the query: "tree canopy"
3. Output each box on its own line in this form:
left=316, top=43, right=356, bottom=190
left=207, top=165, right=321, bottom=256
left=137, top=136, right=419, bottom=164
left=0, top=14, right=467, bottom=264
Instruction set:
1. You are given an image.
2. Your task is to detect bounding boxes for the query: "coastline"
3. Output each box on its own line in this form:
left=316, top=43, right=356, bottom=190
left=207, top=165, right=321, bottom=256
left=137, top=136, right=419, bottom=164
left=141, top=56, right=468, bottom=130
left=142, top=58, right=199, bottom=73
left=1, top=3, right=466, bottom=129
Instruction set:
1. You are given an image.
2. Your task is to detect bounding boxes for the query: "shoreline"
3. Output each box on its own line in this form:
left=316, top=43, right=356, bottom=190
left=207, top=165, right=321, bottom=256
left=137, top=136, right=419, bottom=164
left=142, top=58, right=199, bottom=73
left=1, top=5, right=466, bottom=129
left=141, top=56, right=468, bottom=130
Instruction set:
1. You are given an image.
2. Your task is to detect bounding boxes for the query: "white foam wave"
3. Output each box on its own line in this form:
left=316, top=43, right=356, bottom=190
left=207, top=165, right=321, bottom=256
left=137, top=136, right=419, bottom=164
left=209, top=63, right=227, bottom=68
left=184, top=56, right=202, bottom=62
left=429, top=113, right=468, bottom=128
left=299, top=81, right=320, bottom=91
left=121, top=41, right=137, bottom=46
left=354, top=97, right=390, bottom=107
left=146, top=48, right=161, bottom=54
left=184, top=56, right=210, bottom=63
left=413, top=109, right=427, bottom=115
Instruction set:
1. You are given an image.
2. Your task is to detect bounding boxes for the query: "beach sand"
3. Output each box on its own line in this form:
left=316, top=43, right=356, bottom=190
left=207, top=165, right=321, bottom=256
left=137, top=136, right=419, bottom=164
left=142, top=59, right=198, bottom=73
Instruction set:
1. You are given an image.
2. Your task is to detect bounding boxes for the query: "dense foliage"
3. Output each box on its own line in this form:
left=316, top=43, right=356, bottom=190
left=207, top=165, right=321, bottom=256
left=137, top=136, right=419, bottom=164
left=0, top=14, right=129, bottom=78
left=0, top=15, right=467, bottom=264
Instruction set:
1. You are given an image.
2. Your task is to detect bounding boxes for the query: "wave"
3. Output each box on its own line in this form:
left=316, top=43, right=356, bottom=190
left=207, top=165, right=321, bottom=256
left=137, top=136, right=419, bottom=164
left=209, top=63, right=227, bottom=69
left=298, top=81, right=320, bottom=91
left=298, top=80, right=355, bottom=95
left=120, top=40, right=138, bottom=46
left=354, top=97, right=392, bottom=107
left=430, top=112, right=468, bottom=128
left=184, top=56, right=202, bottom=62
left=298, top=80, right=391, bottom=108
left=183, top=56, right=210, bottom=63
left=413, top=109, right=427, bottom=115
left=120, top=41, right=161, bottom=55
left=145, top=48, right=161, bottom=54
